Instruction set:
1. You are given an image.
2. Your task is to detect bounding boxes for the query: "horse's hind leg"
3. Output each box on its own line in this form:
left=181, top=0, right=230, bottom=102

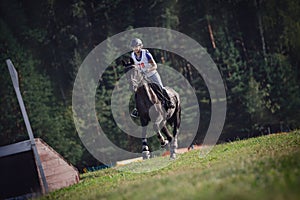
left=170, top=123, right=179, bottom=159
left=156, top=130, right=169, bottom=148
left=153, top=121, right=169, bottom=148
left=170, top=134, right=178, bottom=159
left=170, top=105, right=181, bottom=159
left=161, top=126, right=173, bottom=143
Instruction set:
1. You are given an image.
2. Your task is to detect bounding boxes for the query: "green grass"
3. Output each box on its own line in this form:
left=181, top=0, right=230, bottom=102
left=40, top=131, right=300, bottom=200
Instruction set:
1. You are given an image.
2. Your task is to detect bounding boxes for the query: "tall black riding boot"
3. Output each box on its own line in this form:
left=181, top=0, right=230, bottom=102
left=162, top=89, right=175, bottom=109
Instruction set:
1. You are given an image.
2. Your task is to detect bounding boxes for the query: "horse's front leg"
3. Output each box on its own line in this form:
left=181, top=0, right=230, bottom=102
left=141, top=123, right=150, bottom=159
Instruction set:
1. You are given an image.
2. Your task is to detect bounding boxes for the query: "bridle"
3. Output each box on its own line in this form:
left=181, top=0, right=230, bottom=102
left=125, top=65, right=147, bottom=92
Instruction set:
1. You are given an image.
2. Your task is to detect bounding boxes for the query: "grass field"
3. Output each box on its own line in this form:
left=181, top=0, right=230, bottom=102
left=40, top=130, right=300, bottom=200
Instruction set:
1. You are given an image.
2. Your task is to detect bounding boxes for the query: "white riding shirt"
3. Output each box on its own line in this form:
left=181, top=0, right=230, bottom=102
left=131, top=49, right=157, bottom=78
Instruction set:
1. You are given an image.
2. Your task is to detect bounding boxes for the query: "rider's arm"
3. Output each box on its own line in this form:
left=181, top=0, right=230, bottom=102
left=146, top=52, right=157, bottom=73
left=148, top=59, right=157, bottom=72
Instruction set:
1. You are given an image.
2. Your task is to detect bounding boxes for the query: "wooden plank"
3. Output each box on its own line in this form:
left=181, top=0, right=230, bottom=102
left=6, top=60, right=48, bottom=193
left=0, top=140, right=31, bottom=157
left=34, top=138, right=80, bottom=192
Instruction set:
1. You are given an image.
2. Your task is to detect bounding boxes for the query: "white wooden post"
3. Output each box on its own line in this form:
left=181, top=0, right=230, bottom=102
left=6, top=59, right=49, bottom=193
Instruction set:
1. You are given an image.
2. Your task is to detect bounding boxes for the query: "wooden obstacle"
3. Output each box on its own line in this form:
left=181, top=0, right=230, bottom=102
left=0, top=138, right=79, bottom=199
left=2, top=60, right=79, bottom=199
left=35, top=138, right=80, bottom=191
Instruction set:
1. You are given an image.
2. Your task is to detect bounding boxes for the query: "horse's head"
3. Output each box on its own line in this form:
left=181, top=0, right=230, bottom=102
left=122, top=58, right=144, bottom=92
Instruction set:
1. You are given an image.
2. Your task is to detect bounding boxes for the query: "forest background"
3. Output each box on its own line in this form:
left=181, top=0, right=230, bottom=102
left=1, top=0, right=299, bottom=170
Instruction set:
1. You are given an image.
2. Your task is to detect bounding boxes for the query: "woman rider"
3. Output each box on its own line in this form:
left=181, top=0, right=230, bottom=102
left=129, top=38, right=175, bottom=118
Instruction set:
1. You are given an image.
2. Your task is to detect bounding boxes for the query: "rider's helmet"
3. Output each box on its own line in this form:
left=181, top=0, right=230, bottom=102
left=130, top=38, right=143, bottom=49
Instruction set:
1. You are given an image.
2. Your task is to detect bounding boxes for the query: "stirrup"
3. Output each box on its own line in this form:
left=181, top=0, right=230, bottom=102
left=166, top=101, right=175, bottom=109
left=131, top=108, right=139, bottom=118
left=169, top=102, right=175, bottom=108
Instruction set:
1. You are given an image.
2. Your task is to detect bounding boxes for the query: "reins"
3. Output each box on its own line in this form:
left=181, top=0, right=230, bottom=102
left=129, top=66, right=159, bottom=105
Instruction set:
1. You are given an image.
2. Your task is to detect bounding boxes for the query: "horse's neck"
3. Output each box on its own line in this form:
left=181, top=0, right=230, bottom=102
left=136, top=83, right=158, bottom=105
left=136, top=83, right=149, bottom=98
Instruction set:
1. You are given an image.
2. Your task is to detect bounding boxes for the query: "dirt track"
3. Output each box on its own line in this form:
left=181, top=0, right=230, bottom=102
left=162, top=145, right=201, bottom=156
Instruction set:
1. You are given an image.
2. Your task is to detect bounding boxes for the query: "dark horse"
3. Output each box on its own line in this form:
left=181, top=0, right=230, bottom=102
left=122, top=59, right=181, bottom=159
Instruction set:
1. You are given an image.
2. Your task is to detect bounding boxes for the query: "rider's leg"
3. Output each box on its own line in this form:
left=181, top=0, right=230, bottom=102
left=162, top=88, right=175, bottom=108
left=131, top=93, right=139, bottom=118
left=148, top=73, right=175, bottom=109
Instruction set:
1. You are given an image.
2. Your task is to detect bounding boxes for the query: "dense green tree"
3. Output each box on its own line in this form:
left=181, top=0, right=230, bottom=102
left=1, top=0, right=300, bottom=168
left=0, top=0, right=84, bottom=165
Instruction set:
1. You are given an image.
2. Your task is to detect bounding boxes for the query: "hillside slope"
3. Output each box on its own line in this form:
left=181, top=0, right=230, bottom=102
left=41, top=131, right=300, bottom=200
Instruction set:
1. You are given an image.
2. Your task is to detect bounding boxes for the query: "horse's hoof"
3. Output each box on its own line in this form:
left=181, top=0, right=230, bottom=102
left=161, top=140, right=169, bottom=148
left=170, top=153, right=176, bottom=160
left=142, top=151, right=150, bottom=159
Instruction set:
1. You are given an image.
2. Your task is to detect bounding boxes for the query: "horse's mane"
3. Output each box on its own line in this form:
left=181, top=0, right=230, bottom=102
left=144, top=83, right=159, bottom=104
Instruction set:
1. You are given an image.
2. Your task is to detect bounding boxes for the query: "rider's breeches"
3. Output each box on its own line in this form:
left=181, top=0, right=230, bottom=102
left=148, top=72, right=171, bottom=102
left=148, top=72, right=164, bottom=88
